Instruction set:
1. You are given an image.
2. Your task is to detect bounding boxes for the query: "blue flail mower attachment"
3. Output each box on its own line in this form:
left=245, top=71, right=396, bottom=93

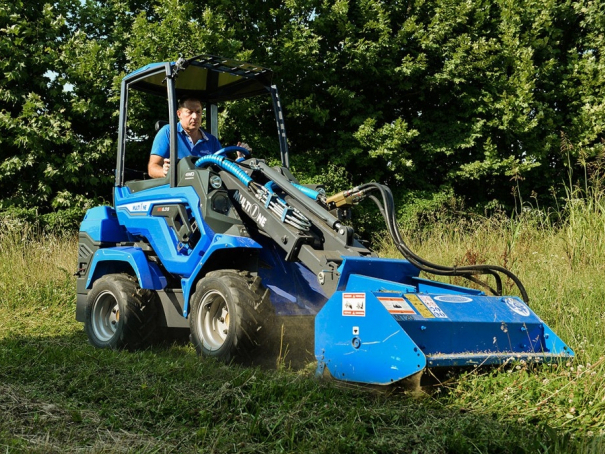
left=314, top=257, right=573, bottom=386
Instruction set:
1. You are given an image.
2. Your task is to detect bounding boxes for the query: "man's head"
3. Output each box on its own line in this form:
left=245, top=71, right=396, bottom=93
left=177, top=97, right=203, bottom=134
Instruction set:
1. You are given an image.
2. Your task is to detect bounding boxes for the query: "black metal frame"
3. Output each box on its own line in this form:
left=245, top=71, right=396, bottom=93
left=115, top=55, right=291, bottom=190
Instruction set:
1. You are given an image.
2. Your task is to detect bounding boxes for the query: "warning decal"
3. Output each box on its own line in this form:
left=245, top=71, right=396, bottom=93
left=342, top=293, right=366, bottom=316
left=404, top=294, right=434, bottom=319
left=417, top=294, right=448, bottom=318
left=377, top=296, right=416, bottom=315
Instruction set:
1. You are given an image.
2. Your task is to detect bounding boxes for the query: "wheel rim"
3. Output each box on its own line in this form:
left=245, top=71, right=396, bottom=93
left=91, top=290, right=119, bottom=342
left=196, top=290, right=230, bottom=352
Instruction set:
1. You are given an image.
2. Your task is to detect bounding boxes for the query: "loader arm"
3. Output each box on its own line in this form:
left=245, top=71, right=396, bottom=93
left=197, top=157, right=375, bottom=297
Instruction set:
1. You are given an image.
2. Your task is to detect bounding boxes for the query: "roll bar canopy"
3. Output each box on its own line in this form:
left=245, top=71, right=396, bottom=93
left=116, top=55, right=290, bottom=187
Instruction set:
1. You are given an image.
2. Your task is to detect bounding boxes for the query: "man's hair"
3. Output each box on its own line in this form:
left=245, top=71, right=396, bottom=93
left=178, top=96, right=203, bottom=109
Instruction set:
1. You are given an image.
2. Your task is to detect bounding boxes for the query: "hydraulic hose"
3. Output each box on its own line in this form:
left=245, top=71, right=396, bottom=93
left=196, top=156, right=311, bottom=231
left=195, top=155, right=253, bottom=186
left=358, top=182, right=529, bottom=303
left=291, top=182, right=323, bottom=200
left=266, top=181, right=323, bottom=202
left=256, top=162, right=342, bottom=230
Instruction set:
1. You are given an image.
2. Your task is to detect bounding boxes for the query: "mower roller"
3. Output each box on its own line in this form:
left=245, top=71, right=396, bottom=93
left=75, top=55, right=573, bottom=386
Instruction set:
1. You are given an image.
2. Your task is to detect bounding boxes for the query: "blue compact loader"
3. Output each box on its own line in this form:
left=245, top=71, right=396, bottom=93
left=75, top=55, right=573, bottom=386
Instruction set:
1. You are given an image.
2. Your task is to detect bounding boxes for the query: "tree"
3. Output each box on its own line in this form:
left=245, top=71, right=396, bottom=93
left=1, top=0, right=604, bottom=217
left=0, top=0, right=77, bottom=209
left=0, top=0, right=156, bottom=211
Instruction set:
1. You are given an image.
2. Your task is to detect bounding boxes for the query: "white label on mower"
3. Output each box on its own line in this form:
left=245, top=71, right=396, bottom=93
left=352, top=326, right=359, bottom=335
left=504, top=298, right=530, bottom=317
left=418, top=295, right=448, bottom=318
left=377, top=297, right=415, bottom=315
left=434, top=295, right=473, bottom=303
left=342, top=293, right=366, bottom=316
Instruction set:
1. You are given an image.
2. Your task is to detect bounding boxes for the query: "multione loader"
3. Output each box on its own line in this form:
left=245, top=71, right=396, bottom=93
left=75, top=55, right=573, bottom=386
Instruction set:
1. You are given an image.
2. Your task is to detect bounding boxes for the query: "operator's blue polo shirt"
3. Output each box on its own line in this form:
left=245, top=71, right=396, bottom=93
left=150, top=122, right=221, bottom=159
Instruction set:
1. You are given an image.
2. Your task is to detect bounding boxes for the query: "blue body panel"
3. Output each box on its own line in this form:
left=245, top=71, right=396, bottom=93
left=82, top=187, right=264, bottom=315
left=316, top=291, right=426, bottom=385
left=315, top=257, right=574, bottom=385
left=86, top=247, right=167, bottom=290
left=80, top=206, right=128, bottom=243
left=336, top=256, right=421, bottom=290
left=255, top=236, right=327, bottom=316
left=114, top=185, right=213, bottom=278
left=180, top=233, right=262, bottom=317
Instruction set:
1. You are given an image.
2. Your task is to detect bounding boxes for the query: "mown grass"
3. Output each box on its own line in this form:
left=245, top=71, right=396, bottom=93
left=1, top=187, right=604, bottom=453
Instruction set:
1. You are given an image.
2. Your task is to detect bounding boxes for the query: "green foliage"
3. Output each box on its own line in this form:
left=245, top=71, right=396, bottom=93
left=0, top=206, right=86, bottom=233
left=0, top=0, right=125, bottom=211
left=1, top=0, right=605, bottom=216
left=395, top=187, right=461, bottom=230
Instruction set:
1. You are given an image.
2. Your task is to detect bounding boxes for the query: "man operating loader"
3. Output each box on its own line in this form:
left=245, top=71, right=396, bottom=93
left=148, top=97, right=249, bottom=178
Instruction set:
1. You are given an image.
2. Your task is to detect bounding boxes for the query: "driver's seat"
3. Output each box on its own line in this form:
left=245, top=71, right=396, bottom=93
left=155, top=120, right=168, bottom=131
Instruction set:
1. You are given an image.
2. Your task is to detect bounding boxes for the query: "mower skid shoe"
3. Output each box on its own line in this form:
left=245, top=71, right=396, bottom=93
left=315, top=291, right=426, bottom=385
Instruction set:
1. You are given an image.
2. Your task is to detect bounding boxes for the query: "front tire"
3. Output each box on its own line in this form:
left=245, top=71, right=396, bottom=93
left=84, top=274, right=158, bottom=350
left=189, top=270, right=272, bottom=364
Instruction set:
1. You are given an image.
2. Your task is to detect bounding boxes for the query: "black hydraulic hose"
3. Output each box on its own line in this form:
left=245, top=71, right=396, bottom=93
left=361, top=182, right=529, bottom=303
left=368, top=191, right=504, bottom=296
left=380, top=185, right=511, bottom=299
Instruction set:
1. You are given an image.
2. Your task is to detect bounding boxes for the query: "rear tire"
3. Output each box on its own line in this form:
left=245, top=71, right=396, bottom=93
left=189, top=270, right=272, bottom=364
left=85, top=274, right=158, bottom=350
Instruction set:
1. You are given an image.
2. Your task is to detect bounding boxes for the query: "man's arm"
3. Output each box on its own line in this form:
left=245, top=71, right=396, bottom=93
left=148, top=125, right=170, bottom=178
left=148, top=155, right=169, bottom=178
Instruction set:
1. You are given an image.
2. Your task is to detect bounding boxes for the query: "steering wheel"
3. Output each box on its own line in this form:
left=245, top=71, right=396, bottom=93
left=213, top=146, right=251, bottom=162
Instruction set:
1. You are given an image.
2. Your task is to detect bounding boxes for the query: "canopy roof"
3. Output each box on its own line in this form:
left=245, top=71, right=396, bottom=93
left=124, top=54, right=274, bottom=103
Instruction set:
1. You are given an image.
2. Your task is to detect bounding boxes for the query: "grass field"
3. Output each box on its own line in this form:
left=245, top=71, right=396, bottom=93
left=1, top=189, right=604, bottom=453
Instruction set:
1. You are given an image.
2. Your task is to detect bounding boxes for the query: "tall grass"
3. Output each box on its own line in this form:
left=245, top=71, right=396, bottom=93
left=0, top=219, right=75, bottom=338
left=1, top=183, right=605, bottom=452
left=377, top=180, right=605, bottom=444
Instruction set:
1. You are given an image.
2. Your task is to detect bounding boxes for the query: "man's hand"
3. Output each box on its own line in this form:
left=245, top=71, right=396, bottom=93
left=237, top=142, right=252, bottom=159
left=162, top=158, right=171, bottom=176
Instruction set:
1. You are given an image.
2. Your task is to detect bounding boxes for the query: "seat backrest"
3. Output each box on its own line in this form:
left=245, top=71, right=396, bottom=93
left=155, top=120, right=168, bottom=132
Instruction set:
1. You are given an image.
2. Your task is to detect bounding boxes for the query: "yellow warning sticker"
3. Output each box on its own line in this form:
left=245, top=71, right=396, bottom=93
left=404, top=294, right=434, bottom=318
left=377, top=296, right=416, bottom=315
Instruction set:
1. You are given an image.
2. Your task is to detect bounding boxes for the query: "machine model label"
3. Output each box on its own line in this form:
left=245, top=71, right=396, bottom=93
left=404, top=294, right=434, bottom=318
left=234, top=191, right=268, bottom=228
left=120, top=201, right=150, bottom=213
left=377, top=296, right=416, bottom=315
left=118, top=198, right=184, bottom=215
left=434, top=295, right=473, bottom=303
left=504, top=297, right=530, bottom=317
left=417, top=294, right=448, bottom=318
left=342, top=293, right=366, bottom=316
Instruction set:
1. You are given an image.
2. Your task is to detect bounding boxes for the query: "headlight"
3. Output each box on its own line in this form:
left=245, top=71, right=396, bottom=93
left=209, top=175, right=222, bottom=189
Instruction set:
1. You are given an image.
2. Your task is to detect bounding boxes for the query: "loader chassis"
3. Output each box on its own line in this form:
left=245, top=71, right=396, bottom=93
left=75, top=55, right=573, bottom=385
